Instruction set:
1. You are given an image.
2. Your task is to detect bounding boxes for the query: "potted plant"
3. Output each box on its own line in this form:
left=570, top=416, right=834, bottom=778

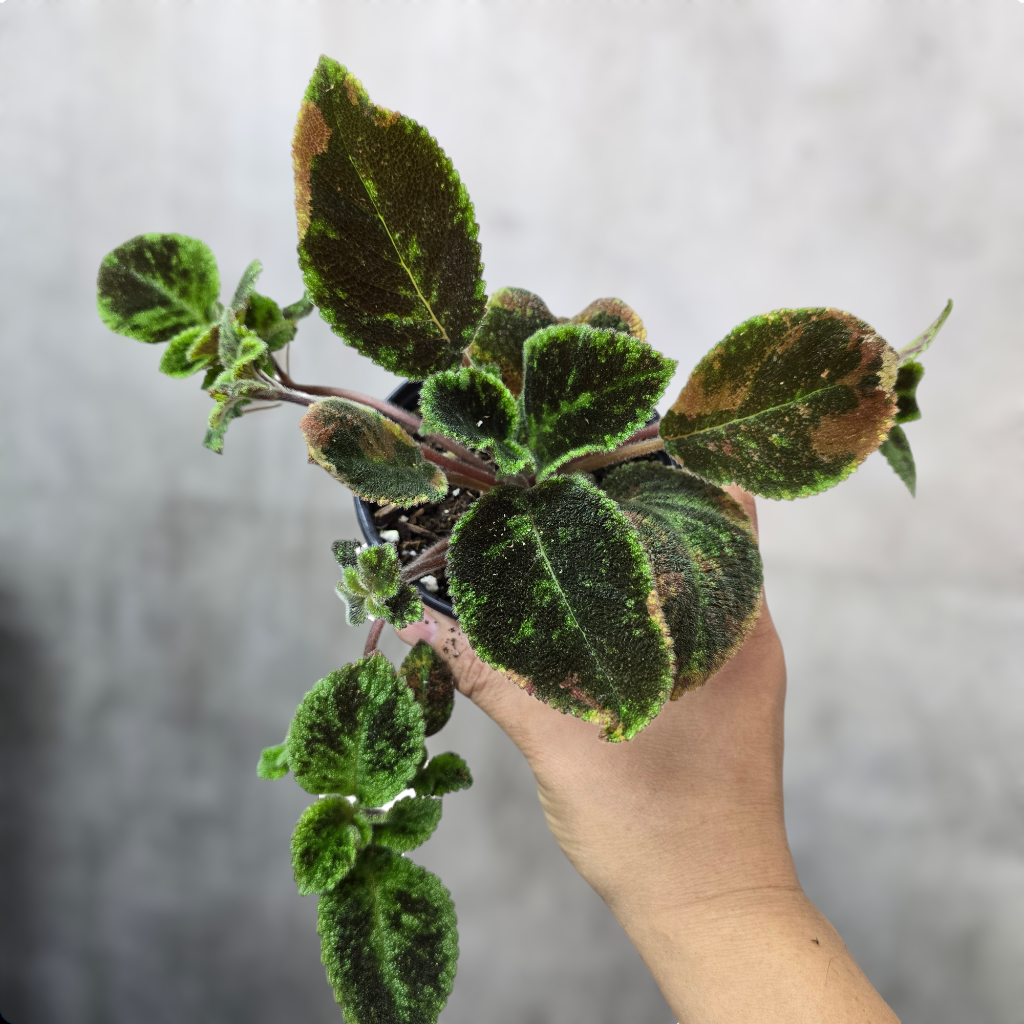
left=95, top=54, right=948, bottom=1024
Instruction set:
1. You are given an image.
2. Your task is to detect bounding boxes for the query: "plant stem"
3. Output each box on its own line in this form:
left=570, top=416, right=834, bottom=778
left=421, top=433, right=494, bottom=475
left=363, top=618, right=385, bottom=656
left=400, top=538, right=449, bottom=582
left=560, top=436, right=666, bottom=474
left=420, top=447, right=496, bottom=491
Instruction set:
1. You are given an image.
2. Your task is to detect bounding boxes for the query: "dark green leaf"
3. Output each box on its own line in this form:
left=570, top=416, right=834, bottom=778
left=571, top=297, right=646, bottom=342
left=602, top=462, right=763, bottom=695
left=245, top=292, right=298, bottom=351
left=371, top=796, right=442, bottom=852
left=381, top=584, right=424, bottom=631
left=97, top=233, right=219, bottom=344
left=420, top=367, right=531, bottom=476
left=660, top=308, right=898, bottom=500
left=332, top=539, right=361, bottom=568
left=467, top=287, right=558, bottom=396
left=879, top=424, right=916, bottom=496
left=336, top=543, right=424, bottom=629
left=257, top=742, right=290, bottom=780
left=291, top=796, right=372, bottom=896
left=287, top=653, right=426, bottom=805
left=301, top=397, right=447, bottom=506
left=447, top=475, right=674, bottom=741
left=399, top=641, right=454, bottom=737
left=520, top=324, right=676, bottom=481
left=295, top=55, right=485, bottom=379
left=894, top=360, right=924, bottom=424
left=158, top=325, right=215, bottom=379
left=898, top=299, right=952, bottom=364
left=411, top=752, right=472, bottom=798
left=318, top=846, right=457, bottom=1024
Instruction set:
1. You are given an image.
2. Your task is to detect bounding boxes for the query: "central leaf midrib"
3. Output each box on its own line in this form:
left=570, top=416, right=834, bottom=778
left=124, top=266, right=208, bottom=326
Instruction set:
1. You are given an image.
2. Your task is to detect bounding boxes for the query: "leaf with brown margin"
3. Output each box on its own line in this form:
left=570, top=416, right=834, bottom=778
left=602, top=462, right=762, bottom=695
left=571, top=297, right=646, bottom=343
left=295, top=56, right=485, bottom=379
left=660, top=308, right=898, bottom=500
left=879, top=424, right=916, bottom=496
left=301, top=397, right=447, bottom=506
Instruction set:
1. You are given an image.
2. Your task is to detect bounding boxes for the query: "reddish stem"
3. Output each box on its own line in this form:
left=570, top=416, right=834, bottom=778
left=420, top=447, right=497, bottom=491
left=560, top=436, right=666, bottom=475
left=400, top=539, right=450, bottom=583
left=363, top=618, right=386, bottom=656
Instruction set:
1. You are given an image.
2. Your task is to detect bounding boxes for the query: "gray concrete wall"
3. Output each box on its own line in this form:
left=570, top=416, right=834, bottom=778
left=1, top=2, right=1022, bottom=1022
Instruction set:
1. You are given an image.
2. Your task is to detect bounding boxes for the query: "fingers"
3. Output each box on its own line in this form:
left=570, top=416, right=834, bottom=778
left=723, top=484, right=759, bottom=540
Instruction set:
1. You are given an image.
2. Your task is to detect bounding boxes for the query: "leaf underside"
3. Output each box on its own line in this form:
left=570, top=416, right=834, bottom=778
left=660, top=308, right=898, bottom=500
left=879, top=424, right=916, bottom=496
left=602, top=462, right=763, bottom=695
left=295, top=55, right=485, bottom=379
left=447, top=475, right=674, bottom=741
left=399, top=641, right=455, bottom=737
left=371, top=796, right=443, bottom=852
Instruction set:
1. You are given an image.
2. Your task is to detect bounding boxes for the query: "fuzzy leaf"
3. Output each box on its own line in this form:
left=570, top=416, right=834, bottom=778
left=258, top=742, right=290, bottom=780
left=97, top=233, right=219, bottom=345
left=287, top=654, right=426, bottom=805
left=371, top=796, right=443, bottom=852
left=359, top=544, right=402, bottom=598
left=420, top=367, right=531, bottom=475
left=158, top=325, right=216, bottom=378
left=879, top=424, right=916, bottom=496
left=294, top=55, right=485, bottom=379
left=301, top=397, right=447, bottom=506
left=399, top=641, right=454, bottom=737
left=520, top=324, right=676, bottom=481
left=447, top=475, right=674, bottom=741
left=412, top=753, right=472, bottom=798
left=245, top=292, right=298, bottom=351
left=898, top=299, right=952, bottom=364
left=571, top=297, right=646, bottom=342
left=467, top=287, right=558, bottom=396
left=660, top=308, right=898, bottom=500
left=332, top=539, right=361, bottom=568
left=336, top=543, right=424, bottom=629
left=893, top=360, right=925, bottom=424
left=318, top=846, right=457, bottom=1024
left=380, top=585, right=424, bottom=631
left=203, top=395, right=248, bottom=454
left=291, top=796, right=372, bottom=896
left=602, top=462, right=763, bottom=695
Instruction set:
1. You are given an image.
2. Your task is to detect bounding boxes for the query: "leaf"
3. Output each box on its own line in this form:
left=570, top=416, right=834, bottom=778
left=381, top=584, right=424, bottom=631
left=203, top=394, right=248, bottom=454
left=879, top=424, right=916, bottom=496
left=893, top=360, right=924, bottom=424
left=245, top=292, right=298, bottom=351
left=359, top=543, right=402, bottom=597
left=332, top=539, right=362, bottom=568
left=467, top=287, right=559, bottom=396
left=295, top=55, right=485, bottom=379
left=97, top=233, right=220, bottom=344
left=318, top=846, right=457, bottom=1024
left=399, top=641, right=454, bottom=737
left=420, top=367, right=532, bottom=476
left=336, top=543, right=424, bottom=629
left=447, top=475, right=674, bottom=741
left=258, top=742, right=290, bottom=780
left=287, top=653, right=426, bottom=805
left=371, top=796, right=443, bottom=852
left=158, top=324, right=216, bottom=379
left=571, top=297, right=646, bottom=342
left=520, top=324, right=676, bottom=481
left=898, top=299, right=952, bottom=364
left=412, top=753, right=472, bottom=797
left=291, top=796, right=372, bottom=896
left=301, top=397, right=447, bottom=506
left=601, top=462, right=763, bottom=695
left=660, top=308, right=898, bottom=500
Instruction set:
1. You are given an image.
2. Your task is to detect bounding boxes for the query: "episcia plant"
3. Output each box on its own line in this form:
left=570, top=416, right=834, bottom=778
left=95, top=54, right=950, bottom=1024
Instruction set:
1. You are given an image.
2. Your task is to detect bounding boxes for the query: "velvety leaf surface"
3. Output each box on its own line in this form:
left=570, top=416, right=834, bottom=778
left=894, top=361, right=925, bottom=424
left=660, top=308, right=898, bottom=499
left=203, top=395, right=248, bottom=455
left=291, top=796, right=371, bottom=896
left=601, top=462, right=763, bottom=695
left=467, top=287, right=558, bottom=396
left=295, top=55, right=485, bottom=379
left=371, top=796, right=443, bottom=852
left=898, top=299, right=952, bottom=364
left=412, top=753, right=472, bottom=797
left=333, top=539, right=362, bottom=568
left=521, top=325, right=676, bottom=481
left=318, top=846, right=457, bottom=1024
left=245, top=292, right=298, bottom=351
left=287, top=654, right=426, bottom=805
left=879, top=424, right=916, bottom=496
left=447, top=475, right=674, bottom=740
left=301, top=397, right=447, bottom=506
left=399, top=641, right=454, bottom=737
left=158, top=324, right=215, bottom=378
left=258, top=742, right=290, bottom=780
left=336, top=543, right=423, bottom=628
left=420, top=367, right=531, bottom=475
left=571, top=297, right=646, bottom=342
left=97, top=233, right=219, bottom=345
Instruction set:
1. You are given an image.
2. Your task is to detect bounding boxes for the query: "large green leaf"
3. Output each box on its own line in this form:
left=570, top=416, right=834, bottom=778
left=399, top=642, right=455, bottom=737
left=97, top=233, right=220, bottom=345
left=879, top=424, right=916, bottom=496
left=447, top=475, right=674, bottom=740
left=660, top=308, right=898, bottom=500
left=370, top=796, right=443, bottom=853
left=520, top=324, right=676, bottom=481
left=291, top=796, right=371, bottom=896
left=294, top=55, right=485, bottom=379
left=301, top=397, right=447, bottom=506
left=318, top=846, right=457, bottom=1024
left=467, top=287, right=559, bottom=396
left=412, top=753, right=472, bottom=797
left=420, top=367, right=531, bottom=476
left=602, top=462, right=763, bottom=695
left=287, top=654, right=426, bottom=806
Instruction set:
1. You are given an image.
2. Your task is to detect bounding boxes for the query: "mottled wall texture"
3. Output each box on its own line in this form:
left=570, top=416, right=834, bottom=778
left=1, top=2, right=1022, bottom=1022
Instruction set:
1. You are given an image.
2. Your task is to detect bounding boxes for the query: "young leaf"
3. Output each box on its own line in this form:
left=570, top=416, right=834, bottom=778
left=660, top=308, right=898, bottom=500
left=301, top=397, right=447, bottom=506
left=371, top=796, right=443, bottom=852
left=571, top=297, right=646, bottom=342
left=291, top=796, right=371, bottom=896
left=158, top=324, right=216, bottom=379
left=467, top=287, right=559, bottom=396
left=879, top=424, right=916, bottom=496
left=258, top=742, right=290, bottom=780
left=381, top=584, right=425, bottom=631
left=287, top=653, right=426, bottom=806
left=520, top=324, right=676, bottom=481
left=336, top=544, right=424, bottom=629
left=203, top=394, right=248, bottom=454
left=359, top=543, right=401, bottom=597
left=295, top=55, right=485, bottom=379
left=97, top=233, right=219, bottom=344
left=447, top=475, right=674, bottom=741
left=332, top=539, right=361, bottom=568
left=893, top=360, right=925, bottom=424
left=245, top=292, right=299, bottom=351
left=602, top=462, right=763, bottom=695
left=420, top=367, right=531, bottom=476
left=399, top=641, right=455, bottom=737
left=318, top=847, right=457, bottom=1024
left=412, top=753, right=472, bottom=797
left=897, top=299, right=952, bottom=364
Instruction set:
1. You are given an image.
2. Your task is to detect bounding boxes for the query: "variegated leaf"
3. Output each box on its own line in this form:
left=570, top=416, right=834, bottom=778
left=370, top=795, right=442, bottom=852
left=291, top=796, right=371, bottom=896
left=879, top=424, right=916, bottom=496
left=399, top=641, right=455, bottom=736
left=571, top=297, right=646, bottom=342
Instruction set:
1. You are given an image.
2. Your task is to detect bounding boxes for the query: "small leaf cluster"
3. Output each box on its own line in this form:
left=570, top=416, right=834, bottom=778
left=332, top=540, right=423, bottom=629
